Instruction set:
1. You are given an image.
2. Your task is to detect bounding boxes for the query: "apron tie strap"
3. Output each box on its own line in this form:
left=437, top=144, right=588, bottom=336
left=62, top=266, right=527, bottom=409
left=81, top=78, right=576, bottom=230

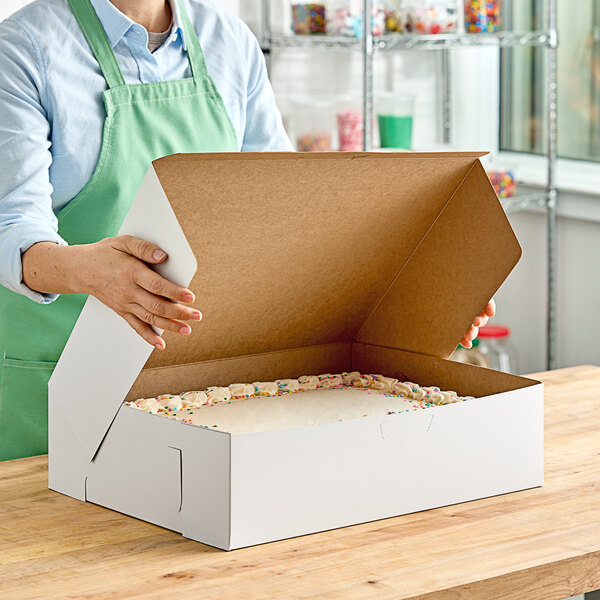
left=67, top=0, right=126, bottom=89
left=176, top=0, right=210, bottom=80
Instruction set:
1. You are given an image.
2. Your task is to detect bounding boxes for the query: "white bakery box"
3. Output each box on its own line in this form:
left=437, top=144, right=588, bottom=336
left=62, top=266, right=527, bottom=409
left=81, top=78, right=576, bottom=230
left=48, top=152, right=543, bottom=551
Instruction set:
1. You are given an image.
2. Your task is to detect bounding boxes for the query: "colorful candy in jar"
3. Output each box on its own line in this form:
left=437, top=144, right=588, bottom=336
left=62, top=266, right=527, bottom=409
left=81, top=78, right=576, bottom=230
left=404, top=4, right=457, bottom=34
left=487, top=170, right=516, bottom=198
left=337, top=109, right=363, bottom=151
left=385, top=8, right=403, bottom=33
left=297, top=132, right=332, bottom=152
left=292, top=3, right=327, bottom=34
left=330, top=4, right=385, bottom=37
left=465, top=0, right=501, bottom=33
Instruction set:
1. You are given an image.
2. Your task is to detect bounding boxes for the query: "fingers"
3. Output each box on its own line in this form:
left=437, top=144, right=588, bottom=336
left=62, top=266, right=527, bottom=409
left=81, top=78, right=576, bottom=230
left=473, top=312, right=489, bottom=328
left=122, top=312, right=166, bottom=349
left=484, top=297, right=496, bottom=317
left=133, top=267, right=195, bottom=304
left=134, top=289, right=202, bottom=323
left=114, top=235, right=168, bottom=265
left=461, top=324, right=479, bottom=349
left=128, top=302, right=197, bottom=336
left=472, top=298, right=496, bottom=328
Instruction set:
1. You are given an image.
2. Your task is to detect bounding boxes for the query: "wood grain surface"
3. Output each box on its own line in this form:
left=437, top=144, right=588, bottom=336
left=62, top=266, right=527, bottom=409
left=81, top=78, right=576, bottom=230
left=1, top=365, right=599, bottom=600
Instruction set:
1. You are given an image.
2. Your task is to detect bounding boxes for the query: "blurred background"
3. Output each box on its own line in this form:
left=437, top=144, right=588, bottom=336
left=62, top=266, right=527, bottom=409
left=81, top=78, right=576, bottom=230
left=2, top=0, right=600, bottom=379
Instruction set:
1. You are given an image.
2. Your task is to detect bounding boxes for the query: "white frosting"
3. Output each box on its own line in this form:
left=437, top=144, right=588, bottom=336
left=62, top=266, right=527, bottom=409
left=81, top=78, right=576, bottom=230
left=352, top=374, right=373, bottom=388
left=229, top=383, right=255, bottom=399
left=156, top=394, right=183, bottom=411
left=253, top=381, right=279, bottom=396
left=342, top=371, right=361, bottom=385
left=317, top=373, right=335, bottom=389
left=392, top=381, right=412, bottom=397
left=298, top=375, right=319, bottom=391
left=181, top=390, right=208, bottom=408
left=135, top=398, right=161, bottom=414
left=206, top=387, right=232, bottom=403
left=275, top=379, right=301, bottom=393
left=369, top=375, right=397, bottom=393
left=130, top=371, right=475, bottom=429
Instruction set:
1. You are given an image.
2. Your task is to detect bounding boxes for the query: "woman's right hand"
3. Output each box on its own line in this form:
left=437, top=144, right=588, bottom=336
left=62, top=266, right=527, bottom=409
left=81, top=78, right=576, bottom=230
left=22, top=236, right=201, bottom=349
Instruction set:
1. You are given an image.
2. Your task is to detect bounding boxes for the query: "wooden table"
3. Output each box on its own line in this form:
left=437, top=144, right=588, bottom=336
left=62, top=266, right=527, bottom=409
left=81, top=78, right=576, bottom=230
left=1, top=365, right=599, bottom=600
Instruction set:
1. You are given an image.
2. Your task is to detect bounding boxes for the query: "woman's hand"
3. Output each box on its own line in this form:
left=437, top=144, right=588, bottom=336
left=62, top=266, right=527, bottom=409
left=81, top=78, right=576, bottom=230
left=22, top=236, right=201, bottom=350
left=460, top=298, right=495, bottom=349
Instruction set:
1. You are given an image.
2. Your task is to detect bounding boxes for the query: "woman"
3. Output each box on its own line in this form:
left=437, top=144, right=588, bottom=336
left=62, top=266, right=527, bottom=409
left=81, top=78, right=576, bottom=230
left=0, top=0, right=492, bottom=461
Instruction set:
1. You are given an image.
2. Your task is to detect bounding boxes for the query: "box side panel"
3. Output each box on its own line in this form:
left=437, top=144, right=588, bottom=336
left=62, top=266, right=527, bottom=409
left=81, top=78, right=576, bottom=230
left=177, top=427, right=231, bottom=550
left=228, top=385, right=543, bottom=549
left=352, top=342, right=539, bottom=398
left=127, top=342, right=352, bottom=401
left=356, top=159, right=522, bottom=359
left=47, top=387, right=87, bottom=501
left=86, top=408, right=185, bottom=533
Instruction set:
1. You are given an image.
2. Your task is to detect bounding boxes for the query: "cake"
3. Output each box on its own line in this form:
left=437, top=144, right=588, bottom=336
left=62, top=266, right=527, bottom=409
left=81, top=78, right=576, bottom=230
left=124, top=372, right=475, bottom=434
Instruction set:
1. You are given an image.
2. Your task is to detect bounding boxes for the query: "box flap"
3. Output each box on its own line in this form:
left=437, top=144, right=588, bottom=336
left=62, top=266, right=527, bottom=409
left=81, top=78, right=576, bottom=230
left=355, top=159, right=521, bottom=357
left=50, top=168, right=197, bottom=461
left=143, top=151, right=505, bottom=369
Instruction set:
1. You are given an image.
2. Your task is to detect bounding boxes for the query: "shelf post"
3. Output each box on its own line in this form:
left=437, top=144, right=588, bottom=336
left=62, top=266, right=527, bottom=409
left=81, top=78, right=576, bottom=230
left=440, top=49, right=452, bottom=144
left=363, top=0, right=374, bottom=151
left=261, top=0, right=272, bottom=73
left=546, top=0, right=558, bottom=370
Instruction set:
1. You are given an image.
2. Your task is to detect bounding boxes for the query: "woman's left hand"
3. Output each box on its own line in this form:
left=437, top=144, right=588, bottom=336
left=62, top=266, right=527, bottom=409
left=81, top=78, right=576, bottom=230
left=460, top=298, right=496, bottom=349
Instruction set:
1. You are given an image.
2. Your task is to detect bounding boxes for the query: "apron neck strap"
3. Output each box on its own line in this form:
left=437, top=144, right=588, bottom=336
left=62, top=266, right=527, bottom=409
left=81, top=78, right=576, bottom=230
left=175, top=0, right=209, bottom=80
left=67, top=0, right=126, bottom=89
left=67, top=0, right=209, bottom=89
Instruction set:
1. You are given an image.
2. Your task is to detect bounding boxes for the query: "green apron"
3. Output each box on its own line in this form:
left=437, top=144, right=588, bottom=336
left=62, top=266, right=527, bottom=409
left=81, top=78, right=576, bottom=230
left=0, top=0, right=237, bottom=461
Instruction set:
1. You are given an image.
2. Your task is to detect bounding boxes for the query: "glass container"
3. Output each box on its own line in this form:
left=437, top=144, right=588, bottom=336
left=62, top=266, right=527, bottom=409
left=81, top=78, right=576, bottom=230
left=449, top=338, right=490, bottom=368
left=476, top=324, right=517, bottom=373
left=291, top=2, right=327, bottom=34
left=337, top=97, right=363, bottom=151
left=328, top=0, right=386, bottom=37
left=404, top=0, right=458, bottom=34
left=291, top=98, right=334, bottom=151
left=464, top=0, right=501, bottom=33
left=376, top=93, right=414, bottom=149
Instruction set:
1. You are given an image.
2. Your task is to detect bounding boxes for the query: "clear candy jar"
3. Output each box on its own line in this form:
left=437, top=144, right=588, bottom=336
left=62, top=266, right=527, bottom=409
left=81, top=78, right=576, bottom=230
left=384, top=0, right=404, bottom=33
left=291, top=2, right=327, bottom=34
left=404, top=0, right=458, bottom=34
left=336, top=97, right=363, bottom=151
left=476, top=324, right=516, bottom=373
left=449, top=338, right=490, bottom=368
left=328, top=0, right=386, bottom=37
left=291, top=98, right=334, bottom=151
left=464, top=0, right=501, bottom=33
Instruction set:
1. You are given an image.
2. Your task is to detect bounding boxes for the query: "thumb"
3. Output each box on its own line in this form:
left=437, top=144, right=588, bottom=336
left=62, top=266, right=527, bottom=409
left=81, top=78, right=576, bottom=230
left=116, top=235, right=167, bottom=264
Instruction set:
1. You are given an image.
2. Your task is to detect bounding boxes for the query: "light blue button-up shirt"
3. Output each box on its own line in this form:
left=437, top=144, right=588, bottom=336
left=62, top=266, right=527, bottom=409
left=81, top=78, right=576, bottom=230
left=0, top=0, right=293, bottom=303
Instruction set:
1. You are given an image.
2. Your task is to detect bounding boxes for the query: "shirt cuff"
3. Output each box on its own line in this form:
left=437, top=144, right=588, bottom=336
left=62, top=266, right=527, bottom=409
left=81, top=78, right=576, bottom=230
left=0, top=226, right=68, bottom=304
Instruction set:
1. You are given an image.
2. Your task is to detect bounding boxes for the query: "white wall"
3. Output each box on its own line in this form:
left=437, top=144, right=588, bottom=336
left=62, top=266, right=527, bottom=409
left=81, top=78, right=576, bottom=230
left=0, top=0, right=31, bottom=21
left=497, top=202, right=600, bottom=375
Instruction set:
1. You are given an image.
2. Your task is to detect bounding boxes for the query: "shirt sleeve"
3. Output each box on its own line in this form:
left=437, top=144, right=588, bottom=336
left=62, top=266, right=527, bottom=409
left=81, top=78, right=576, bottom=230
left=0, top=18, right=67, bottom=304
left=238, top=21, right=294, bottom=153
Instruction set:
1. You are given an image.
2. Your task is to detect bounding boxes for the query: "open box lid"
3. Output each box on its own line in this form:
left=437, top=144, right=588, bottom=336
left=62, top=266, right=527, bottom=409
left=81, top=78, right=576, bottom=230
left=50, top=152, right=521, bottom=461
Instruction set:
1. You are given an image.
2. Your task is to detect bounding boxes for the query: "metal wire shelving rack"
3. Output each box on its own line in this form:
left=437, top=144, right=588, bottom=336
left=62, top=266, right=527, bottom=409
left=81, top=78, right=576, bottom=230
left=260, top=0, right=558, bottom=369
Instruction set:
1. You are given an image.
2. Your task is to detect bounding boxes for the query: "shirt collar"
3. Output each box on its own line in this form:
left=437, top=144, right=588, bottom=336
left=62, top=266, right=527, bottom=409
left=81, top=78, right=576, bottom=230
left=89, top=0, right=187, bottom=51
